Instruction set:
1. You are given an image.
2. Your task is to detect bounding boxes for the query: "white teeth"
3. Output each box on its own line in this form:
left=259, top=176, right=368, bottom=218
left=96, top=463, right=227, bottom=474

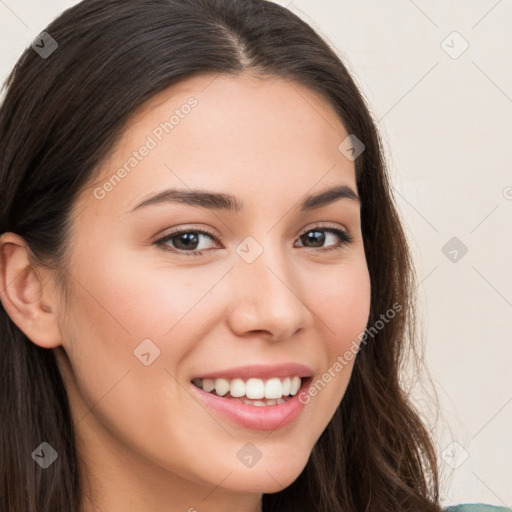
left=264, top=377, right=283, bottom=399
left=281, top=377, right=291, bottom=396
left=214, top=378, right=230, bottom=396
left=245, top=378, right=265, bottom=399
left=290, top=376, right=301, bottom=396
left=202, top=379, right=215, bottom=393
left=193, top=375, right=305, bottom=400
left=230, top=378, right=245, bottom=398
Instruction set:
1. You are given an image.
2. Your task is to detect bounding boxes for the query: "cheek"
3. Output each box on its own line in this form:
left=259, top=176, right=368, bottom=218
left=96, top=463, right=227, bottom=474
left=299, top=259, right=371, bottom=415
left=310, top=260, right=371, bottom=353
left=66, top=241, right=229, bottom=340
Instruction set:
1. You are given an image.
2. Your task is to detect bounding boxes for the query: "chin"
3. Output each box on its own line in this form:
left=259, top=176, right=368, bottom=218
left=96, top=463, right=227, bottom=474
left=223, top=470, right=302, bottom=494
left=221, top=449, right=310, bottom=494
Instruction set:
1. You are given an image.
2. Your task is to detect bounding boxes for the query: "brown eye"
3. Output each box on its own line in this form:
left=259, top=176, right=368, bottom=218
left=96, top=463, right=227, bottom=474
left=296, top=227, right=353, bottom=251
left=156, top=229, right=220, bottom=256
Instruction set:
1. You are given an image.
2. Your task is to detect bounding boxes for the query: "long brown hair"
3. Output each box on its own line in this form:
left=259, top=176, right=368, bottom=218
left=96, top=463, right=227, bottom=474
left=0, top=1, right=443, bottom=510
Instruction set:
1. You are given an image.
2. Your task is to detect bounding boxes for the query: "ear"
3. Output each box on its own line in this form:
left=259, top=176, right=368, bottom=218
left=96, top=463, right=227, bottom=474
left=0, top=232, right=63, bottom=348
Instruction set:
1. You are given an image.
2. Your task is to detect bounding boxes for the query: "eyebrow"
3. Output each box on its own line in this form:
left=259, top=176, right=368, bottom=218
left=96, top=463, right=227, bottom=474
left=129, top=184, right=360, bottom=213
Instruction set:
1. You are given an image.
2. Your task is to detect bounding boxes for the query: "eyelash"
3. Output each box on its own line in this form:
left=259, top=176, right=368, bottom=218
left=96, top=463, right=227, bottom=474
left=154, top=225, right=353, bottom=257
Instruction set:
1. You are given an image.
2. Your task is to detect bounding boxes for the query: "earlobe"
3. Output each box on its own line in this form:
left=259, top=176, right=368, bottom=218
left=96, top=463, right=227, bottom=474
left=0, top=232, right=62, bottom=349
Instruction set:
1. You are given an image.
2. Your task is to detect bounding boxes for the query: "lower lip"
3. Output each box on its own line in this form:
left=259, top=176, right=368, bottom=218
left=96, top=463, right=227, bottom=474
left=189, top=378, right=312, bottom=431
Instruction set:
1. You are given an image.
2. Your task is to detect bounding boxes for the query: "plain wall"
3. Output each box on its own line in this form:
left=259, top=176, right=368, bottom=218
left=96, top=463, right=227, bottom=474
left=1, top=0, right=510, bottom=508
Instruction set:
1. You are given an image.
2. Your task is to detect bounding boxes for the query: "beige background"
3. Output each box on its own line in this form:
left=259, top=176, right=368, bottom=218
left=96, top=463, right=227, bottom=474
left=1, top=0, right=510, bottom=507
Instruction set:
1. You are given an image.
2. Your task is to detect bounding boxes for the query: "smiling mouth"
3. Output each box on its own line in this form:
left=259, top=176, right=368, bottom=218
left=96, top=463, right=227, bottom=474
left=191, top=376, right=309, bottom=407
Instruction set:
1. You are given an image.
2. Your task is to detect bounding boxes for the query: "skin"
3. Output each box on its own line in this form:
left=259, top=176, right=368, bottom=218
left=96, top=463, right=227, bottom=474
left=0, top=72, right=371, bottom=512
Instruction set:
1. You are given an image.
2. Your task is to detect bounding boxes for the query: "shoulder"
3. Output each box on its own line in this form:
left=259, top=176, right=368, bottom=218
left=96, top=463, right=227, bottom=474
left=444, top=504, right=511, bottom=512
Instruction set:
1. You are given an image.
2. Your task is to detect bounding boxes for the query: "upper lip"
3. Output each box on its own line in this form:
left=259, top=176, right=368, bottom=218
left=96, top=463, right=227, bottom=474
left=192, top=363, right=313, bottom=381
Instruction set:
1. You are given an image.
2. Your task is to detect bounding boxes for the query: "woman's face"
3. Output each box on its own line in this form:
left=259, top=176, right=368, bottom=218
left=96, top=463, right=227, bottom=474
left=53, top=72, right=371, bottom=508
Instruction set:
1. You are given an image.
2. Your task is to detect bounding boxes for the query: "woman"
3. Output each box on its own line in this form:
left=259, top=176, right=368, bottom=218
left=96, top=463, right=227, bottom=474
left=0, top=1, right=508, bottom=511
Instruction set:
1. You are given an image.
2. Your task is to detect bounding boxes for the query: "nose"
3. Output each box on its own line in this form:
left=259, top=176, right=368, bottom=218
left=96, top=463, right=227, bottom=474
left=226, top=245, right=314, bottom=341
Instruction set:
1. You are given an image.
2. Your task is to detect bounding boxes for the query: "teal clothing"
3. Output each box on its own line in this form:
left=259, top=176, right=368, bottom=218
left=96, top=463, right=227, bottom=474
left=445, top=505, right=511, bottom=512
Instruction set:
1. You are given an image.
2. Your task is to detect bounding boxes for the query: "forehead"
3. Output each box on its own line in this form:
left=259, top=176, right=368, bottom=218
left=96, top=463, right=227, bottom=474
left=82, top=72, right=355, bottom=215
